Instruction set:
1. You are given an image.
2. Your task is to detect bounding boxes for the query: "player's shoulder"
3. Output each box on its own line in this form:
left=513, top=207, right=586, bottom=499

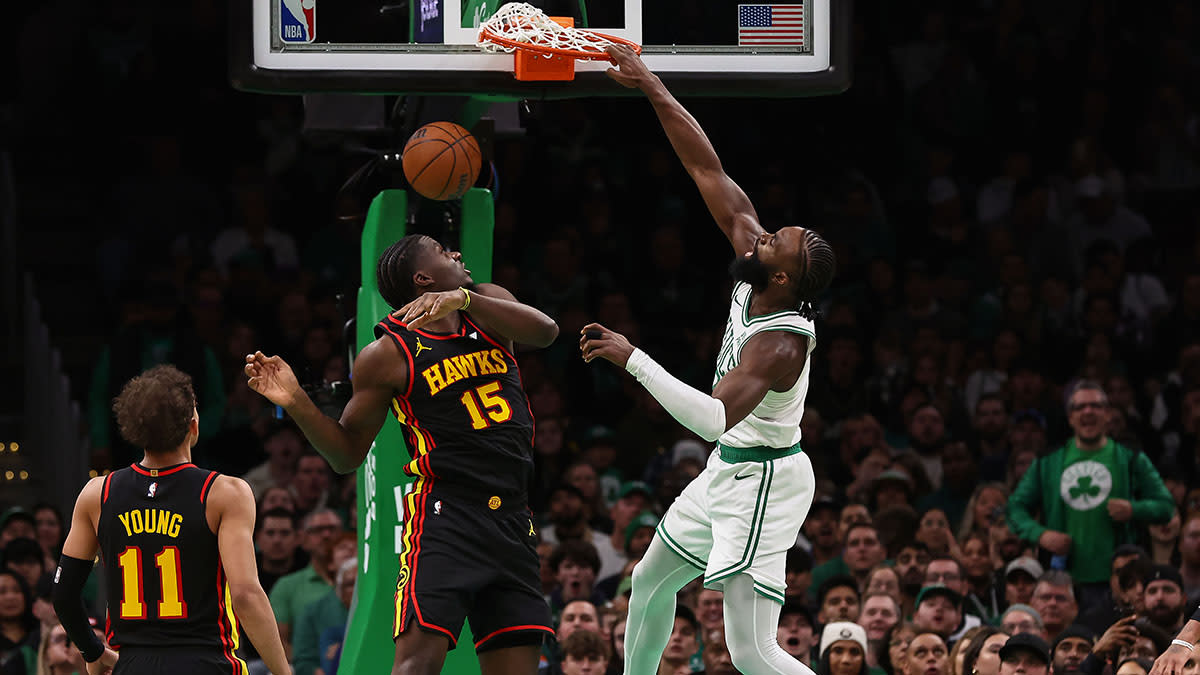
left=207, top=474, right=255, bottom=507
left=79, top=474, right=108, bottom=502
left=470, top=282, right=516, bottom=301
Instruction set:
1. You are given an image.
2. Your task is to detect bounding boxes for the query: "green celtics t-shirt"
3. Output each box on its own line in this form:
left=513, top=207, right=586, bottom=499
left=1060, top=439, right=1118, bottom=583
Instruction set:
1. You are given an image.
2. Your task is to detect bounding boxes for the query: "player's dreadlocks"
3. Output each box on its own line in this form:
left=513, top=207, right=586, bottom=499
left=376, top=235, right=425, bottom=309
left=794, top=230, right=836, bottom=320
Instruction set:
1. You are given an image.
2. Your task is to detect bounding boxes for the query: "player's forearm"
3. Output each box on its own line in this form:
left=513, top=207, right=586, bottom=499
left=467, top=292, right=559, bottom=347
left=640, top=77, right=724, bottom=176
left=1180, top=618, right=1200, bottom=644
left=232, top=588, right=292, bottom=675
left=285, top=395, right=368, bottom=474
left=625, top=348, right=727, bottom=442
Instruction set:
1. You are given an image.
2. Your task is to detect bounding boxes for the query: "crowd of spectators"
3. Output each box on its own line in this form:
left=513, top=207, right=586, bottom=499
left=5, top=0, right=1200, bottom=674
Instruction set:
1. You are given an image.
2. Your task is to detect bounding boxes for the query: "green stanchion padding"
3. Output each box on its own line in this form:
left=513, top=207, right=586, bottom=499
left=341, top=187, right=494, bottom=675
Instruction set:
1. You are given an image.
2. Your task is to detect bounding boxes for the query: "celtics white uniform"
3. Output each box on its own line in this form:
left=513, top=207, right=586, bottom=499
left=656, top=281, right=817, bottom=602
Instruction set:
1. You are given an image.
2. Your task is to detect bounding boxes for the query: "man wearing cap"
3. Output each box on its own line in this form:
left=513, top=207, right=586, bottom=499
left=800, top=496, right=843, bottom=566
left=1004, top=557, right=1045, bottom=608
left=914, top=585, right=979, bottom=645
left=1008, top=380, right=1173, bottom=614
left=998, top=633, right=1052, bottom=675
left=0, top=507, right=36, bottom=548
left=1009, top=408, right=1048, bottom=458
left=778, top=600, right=819, bottom=666
left=871, top=469, right=914, bottom=512
left=598, top=482, right=655, bottom=579
left=1001, top=604, right=1048, bottom=641
left=819, top=622, right=870, bottom=675
left=1145, top=564, right=1189, bottom=634
left=1050, top=625, right=1094, bottom=675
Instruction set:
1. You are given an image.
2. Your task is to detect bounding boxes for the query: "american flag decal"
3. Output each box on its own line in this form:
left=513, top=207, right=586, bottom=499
left=738, top=4, right=806, bottom=47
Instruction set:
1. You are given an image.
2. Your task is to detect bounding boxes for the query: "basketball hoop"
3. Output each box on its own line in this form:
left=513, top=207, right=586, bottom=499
left=477, top=2, right=642, bottom=81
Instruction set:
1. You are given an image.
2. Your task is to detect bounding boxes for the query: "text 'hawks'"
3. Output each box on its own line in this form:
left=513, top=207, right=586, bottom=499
left=422, top=348, right=509, bottom=396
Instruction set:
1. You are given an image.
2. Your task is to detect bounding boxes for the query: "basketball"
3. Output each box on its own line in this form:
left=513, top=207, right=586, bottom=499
left=402, top=122, right=482, bottom=201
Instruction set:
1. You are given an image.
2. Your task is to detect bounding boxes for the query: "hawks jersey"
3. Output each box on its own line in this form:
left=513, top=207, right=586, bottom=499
left=712, top=281, right=816, bottom=449
left=375, top=312, right=535, bottom=497
left=97, top=463, right=247, bottom=669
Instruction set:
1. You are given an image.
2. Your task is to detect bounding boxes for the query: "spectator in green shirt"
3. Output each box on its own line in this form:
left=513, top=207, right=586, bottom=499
left=1007, top=380, right=1173, bottom=614
left=292, top=556, right=356, bottom=675
left=268, top=508, right=344, bottom=657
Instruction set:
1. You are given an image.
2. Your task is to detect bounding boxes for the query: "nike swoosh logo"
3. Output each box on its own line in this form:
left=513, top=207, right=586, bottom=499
left=734, top=472, right=753, bottom=480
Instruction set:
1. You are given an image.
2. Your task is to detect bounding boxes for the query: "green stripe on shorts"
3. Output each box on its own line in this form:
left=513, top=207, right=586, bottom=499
left=656, top=523, right=707, bottom=570
left=706, top=460, right=774, bottom=585
left=753, top=582, right=786, bottom=604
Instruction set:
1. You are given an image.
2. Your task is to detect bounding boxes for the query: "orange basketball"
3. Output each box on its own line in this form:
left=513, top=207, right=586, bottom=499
left=402, top=122, right=482, bottom=201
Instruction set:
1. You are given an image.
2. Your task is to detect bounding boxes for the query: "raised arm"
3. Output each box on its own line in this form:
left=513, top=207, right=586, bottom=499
left=606, top=44, right=764, bottom=256
left=211, top=476, right=292, bottom=675
left=395, top=282, right=558, bottom=348
left=245, top=339, right=398, bottom=474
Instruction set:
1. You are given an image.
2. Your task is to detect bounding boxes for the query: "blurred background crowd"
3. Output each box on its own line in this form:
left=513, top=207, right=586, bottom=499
left=3, top=0, right=1200, bottom=674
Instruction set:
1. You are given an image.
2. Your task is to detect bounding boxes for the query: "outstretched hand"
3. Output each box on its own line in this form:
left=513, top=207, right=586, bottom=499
left=244, top=351, right=303, bottom=409
left=1150, top=643, right=1193, bottom=675
left=605, top=44, right=655, bottom=89
left=580, top=323, right=635, bottom=368
left=394, top=289, right=468, bottom=331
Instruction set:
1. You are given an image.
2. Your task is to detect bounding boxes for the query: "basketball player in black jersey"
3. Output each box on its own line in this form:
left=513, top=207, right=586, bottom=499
left=52, top=365, right=291, bottom=675
left=245, top=235, right=559, bottom=675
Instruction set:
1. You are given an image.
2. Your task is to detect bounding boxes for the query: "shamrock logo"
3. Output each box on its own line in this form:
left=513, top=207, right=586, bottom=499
left=1060, top=460, right=1112, bottom=510
left=1069, top=476, right=1101, bottom=500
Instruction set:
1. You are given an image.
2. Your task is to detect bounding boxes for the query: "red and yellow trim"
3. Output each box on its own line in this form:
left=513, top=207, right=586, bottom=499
left=215, top=561, right=248, bottom=674
left=391, top=397, right=436, bottom=478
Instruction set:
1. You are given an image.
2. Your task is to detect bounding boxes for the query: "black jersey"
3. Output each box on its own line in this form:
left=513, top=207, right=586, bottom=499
left=97, top=463, right=247, bottom=670
left=375, top=312, right=535, bottom=497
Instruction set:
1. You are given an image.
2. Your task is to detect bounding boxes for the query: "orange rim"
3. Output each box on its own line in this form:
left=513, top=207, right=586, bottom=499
left=479, top=25, right=643, bottom=61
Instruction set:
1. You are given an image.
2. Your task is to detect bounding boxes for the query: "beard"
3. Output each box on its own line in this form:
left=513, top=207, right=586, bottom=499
left=730, top=250, right=770, bottom=290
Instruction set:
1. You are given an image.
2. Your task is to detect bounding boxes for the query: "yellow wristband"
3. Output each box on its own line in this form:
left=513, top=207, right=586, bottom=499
left=459, top=287, right=471, bottom=310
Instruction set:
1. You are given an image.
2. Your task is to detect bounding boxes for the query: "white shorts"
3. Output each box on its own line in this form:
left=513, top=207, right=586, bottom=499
left=655, top=443, right=814, bottom=603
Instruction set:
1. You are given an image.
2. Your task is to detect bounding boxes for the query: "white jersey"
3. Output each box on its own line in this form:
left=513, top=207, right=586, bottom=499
left=712, top=281, right=816, bottom=449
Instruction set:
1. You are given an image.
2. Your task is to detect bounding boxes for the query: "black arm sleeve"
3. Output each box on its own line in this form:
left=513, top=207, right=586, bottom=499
left=51, top=554, right=106, bottom=663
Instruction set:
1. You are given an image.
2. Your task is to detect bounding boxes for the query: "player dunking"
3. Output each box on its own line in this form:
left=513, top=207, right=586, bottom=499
left=244, top=236, right=559, bottom=675
left=580, top=46, right=835, bottom=675
left=52, top=365, right=290, bottom=675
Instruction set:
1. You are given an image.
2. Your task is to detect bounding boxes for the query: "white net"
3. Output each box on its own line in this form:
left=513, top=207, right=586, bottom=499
left=476, top=2, right=627, bottom=59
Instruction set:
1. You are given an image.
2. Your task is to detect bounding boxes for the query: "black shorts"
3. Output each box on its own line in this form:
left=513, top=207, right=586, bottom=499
left=113, top=647, right=245, bottom=674
left=394, top=479, right=553, bottom=653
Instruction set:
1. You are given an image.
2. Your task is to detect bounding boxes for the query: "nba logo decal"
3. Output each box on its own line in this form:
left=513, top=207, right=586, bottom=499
left=280, top=0, right=316, bottom=43
left=147, top=482, right=158, bottom=498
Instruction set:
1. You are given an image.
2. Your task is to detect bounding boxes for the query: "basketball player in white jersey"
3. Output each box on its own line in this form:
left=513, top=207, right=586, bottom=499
left=579, top=45, right=836, bottom=675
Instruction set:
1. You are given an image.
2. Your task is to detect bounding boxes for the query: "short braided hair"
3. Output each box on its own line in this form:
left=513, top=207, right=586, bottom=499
left=795, top=229, right=836, bottom=319
left=376, top=235, right=426, bottom=309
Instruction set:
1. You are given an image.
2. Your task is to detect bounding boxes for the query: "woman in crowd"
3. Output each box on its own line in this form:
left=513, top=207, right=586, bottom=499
left=0, top=570, right=37, bottom=675
left=960, top=627, right=1006, bottom=675
left=818, top=622, right=870, bottom=675
left=880, top=622, right=919, bottom=675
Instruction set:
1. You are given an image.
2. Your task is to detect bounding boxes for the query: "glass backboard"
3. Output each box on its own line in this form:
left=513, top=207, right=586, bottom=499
left=230, top=0, right=851, bottom=98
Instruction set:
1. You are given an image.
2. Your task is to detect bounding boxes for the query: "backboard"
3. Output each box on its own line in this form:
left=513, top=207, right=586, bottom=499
left=230, top=0, right=851, bottom=98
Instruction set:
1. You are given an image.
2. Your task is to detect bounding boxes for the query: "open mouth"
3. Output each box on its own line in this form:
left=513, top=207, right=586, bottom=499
left=787, top=638, right=801, bottom=647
